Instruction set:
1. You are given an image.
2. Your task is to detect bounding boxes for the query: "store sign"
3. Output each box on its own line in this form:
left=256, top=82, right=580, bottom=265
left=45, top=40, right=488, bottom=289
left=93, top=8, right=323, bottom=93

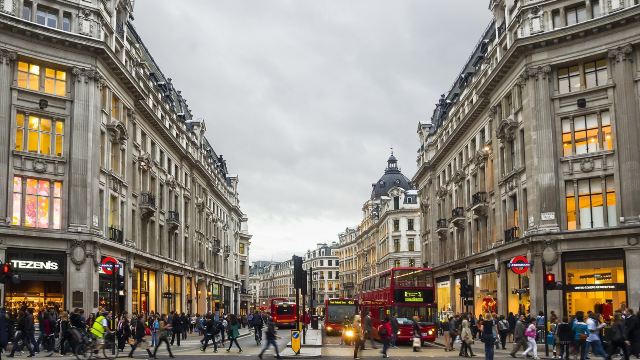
left=162, top=292, right=173, bottom=299
left=394, top=289, right=435, bottom=303
left=11, top=260, right=59, bottom=270
left=100, top=256, right=121, bottom=275
left=508, top=256, right=531, bottom=275
left=327, top=299, right=355, bottom=305
left=565, top=283, right=625, bottom=292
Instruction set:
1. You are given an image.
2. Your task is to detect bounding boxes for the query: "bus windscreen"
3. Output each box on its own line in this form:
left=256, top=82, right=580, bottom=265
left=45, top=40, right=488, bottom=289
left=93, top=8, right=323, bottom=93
left=326, top=304, right=358, bottom=323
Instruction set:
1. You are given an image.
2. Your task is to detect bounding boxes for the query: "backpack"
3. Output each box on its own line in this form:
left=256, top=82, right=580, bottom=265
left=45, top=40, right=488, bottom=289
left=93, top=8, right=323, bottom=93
left=378, top=324, right=388, bottom=337
left=498, top=320, right=508, bottom=331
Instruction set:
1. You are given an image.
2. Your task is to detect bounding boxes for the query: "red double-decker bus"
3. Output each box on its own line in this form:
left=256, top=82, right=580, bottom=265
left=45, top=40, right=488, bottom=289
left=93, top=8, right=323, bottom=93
left=324, top=298, right=359, bottom=335
left=270, top=297, right=297, bottom=328
left=359, top=267, right=437, bottom=345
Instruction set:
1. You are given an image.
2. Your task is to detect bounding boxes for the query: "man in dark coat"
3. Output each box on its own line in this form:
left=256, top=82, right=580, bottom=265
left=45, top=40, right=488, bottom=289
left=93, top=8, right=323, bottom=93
left=625, top=308, right=640, bottom=358
left=509, top=314, right=528, bottom=358
left=0, top=308, right=9, bottom=357
left=170, top=312, right=182, bottom=346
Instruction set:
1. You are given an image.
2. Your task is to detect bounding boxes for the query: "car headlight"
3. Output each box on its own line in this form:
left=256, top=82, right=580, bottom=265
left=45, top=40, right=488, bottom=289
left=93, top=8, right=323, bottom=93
left=326, top=326, right=333, bottom=332
left=345, top=330, right=354, bottom=337
left=428, top=329, right=434, bottom=335
left=397, top=330, right=401, bottom=335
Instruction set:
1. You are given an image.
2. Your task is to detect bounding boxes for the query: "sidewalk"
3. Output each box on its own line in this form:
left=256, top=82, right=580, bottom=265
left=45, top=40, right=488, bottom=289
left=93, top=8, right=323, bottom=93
left=434, top=334, right=553, bottom=359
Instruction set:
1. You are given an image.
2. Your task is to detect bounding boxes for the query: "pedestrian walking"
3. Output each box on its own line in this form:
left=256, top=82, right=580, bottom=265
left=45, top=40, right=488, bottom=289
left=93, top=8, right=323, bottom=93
left=170, top=311, right=181, bottom=347
left=510, top=314, right=528, bottom=358
left=555, top=316, right=573, bottom=360
left=258, top=317, right=281, bottom=359
left=442, top=316, right=451, bottom=351
left=390, top=314, right=399, bottom=348
left=586, top=312, right=607, bottom=359
left=362, top=312, right=377, bottom=350
left=152, top=315, right=174, bottom=359
left=128, top=315, right=153, bottom=358
left=378, top=317, right=392, bottom=358
left=522, top=319, right=539, bottom=360
left=625, top=308, right=640, bottom=358
left=8, top=310, right=34, bottom=358
left=460, top=317, right=475, bottom=357
left=58, top=311, right=71, bottom=356
left=352, top=315, right=363, bottom=360
left=411, top=316, right=421, bottom=352
left=480, top=313, right=498, bottom=360
left=498, top=315, right=509, bottom=350
left=200, top=315, right=218, bottom=353
left=572, top=311, right=589, bottom=360
left=449, top=315, right=459, bottom=352
left=226, top=315, right=242, bottom=353
left=0, top=308, right=9, bottom=360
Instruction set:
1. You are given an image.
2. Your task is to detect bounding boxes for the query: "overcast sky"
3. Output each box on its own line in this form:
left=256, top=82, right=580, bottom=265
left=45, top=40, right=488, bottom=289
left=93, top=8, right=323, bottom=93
left=134, top=1, right=491, bottom=262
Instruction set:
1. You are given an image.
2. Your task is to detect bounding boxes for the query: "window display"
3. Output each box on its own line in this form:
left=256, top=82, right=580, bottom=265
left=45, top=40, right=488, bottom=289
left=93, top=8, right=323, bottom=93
left=474, top=269, right=497, bottom=318
left=506, top=268, right=530, bottom=316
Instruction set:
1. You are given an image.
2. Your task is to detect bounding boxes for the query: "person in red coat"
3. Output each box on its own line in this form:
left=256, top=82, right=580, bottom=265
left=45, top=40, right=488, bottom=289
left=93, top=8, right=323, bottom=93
left=378, top=317, right=392, bottom=358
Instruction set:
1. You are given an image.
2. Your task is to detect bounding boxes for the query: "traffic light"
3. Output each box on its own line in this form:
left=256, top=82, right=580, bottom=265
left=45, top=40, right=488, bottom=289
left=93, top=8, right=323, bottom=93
left=0, top=263, right=20, bottom=285
left=459, top=278, right=473, bottom=299
left=545, top=273, right=557, bottom=290
left=292, top=255, right=305, bottom=289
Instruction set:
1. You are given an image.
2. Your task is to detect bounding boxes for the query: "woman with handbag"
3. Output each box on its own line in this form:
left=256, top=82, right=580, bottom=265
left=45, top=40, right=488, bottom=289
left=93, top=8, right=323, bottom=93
left=225, top=315, right=242, bottom=353
left=411, top=316, right=421, bottom=352
left=128, top=315, right=153, bottom=358
left=460, top=317, right=475, bottom=357
left=522, top=319, right=539, bottom=360
left=480, top=313, right=497, bottom=360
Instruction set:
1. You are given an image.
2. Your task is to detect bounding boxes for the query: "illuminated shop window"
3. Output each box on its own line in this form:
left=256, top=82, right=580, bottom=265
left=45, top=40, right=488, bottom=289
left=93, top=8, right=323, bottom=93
left=12, top=176, right=62, bottom=229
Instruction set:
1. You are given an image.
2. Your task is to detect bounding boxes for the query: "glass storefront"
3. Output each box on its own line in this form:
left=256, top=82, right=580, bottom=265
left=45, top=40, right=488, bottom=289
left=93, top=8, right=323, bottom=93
left=474, top=267, right=497, bottom=318
left=506, top=265, right=531, bottom=316
left=436, top=279, right=452, bottom=320
left=98, top=257, right=126, bottom=315
left=4, top=249, right=65, bottom=315
left=563, top=250, right=626, bottom=319
left=185, top=277, right=193, bottom=315
left=454, top=276, right=464, bottom=314
left=162, top=273, right=182, bottom=314
left=132, top=267, right=156, bottom=315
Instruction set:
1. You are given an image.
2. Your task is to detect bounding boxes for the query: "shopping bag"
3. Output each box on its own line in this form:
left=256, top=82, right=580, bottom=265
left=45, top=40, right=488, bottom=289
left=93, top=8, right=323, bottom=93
left=413, top=337, right=421, bottom=348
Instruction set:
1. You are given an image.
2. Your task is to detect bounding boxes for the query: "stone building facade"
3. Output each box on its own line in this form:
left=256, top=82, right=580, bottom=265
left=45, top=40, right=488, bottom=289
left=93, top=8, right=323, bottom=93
left=336, top=227, right=358, bottom=298
left=0, top=0, right=250, bottom=316
left=414, top=0, right=640, bottom=320
left=336, top=155, right=422, bottom=295
left=303, top=243, right=340, bottom=313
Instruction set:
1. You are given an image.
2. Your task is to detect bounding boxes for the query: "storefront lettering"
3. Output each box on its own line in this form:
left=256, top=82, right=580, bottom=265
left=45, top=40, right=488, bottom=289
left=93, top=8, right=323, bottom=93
left=11, top=260, right=59, bottom=270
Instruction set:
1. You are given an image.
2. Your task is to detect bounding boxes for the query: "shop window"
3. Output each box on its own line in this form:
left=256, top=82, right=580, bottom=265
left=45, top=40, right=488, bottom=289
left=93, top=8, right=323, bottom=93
left=561, top=111, right=612, bottom=156
left=507, top=269, right=531, bottom=316
left=567, top=176, right=616, bottom=230
left=12, top=176, right=62, bottom=229
left=474, top=270, right=497, bottom=318
left=564, top=257, right=625, bottom=317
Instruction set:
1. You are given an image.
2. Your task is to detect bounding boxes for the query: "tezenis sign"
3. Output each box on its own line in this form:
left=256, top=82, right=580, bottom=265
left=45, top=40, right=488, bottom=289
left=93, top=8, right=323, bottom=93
left=11, top=260, right=59, bottom=270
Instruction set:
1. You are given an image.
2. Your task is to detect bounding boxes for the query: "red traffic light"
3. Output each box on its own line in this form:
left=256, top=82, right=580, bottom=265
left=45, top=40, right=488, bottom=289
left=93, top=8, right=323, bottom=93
left=1, top=263, right=10, bottom=275
left=545, top=273, right=556, bottom=284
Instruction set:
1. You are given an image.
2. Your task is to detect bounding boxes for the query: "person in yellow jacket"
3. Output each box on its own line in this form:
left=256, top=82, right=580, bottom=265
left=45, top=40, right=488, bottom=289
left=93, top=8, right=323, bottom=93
left=90, top=311, right=111, bottom=345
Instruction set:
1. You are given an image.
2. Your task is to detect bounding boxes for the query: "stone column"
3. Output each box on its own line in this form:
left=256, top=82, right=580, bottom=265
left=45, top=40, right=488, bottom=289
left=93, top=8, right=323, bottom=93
left=523, top=65, right=560, bottom=231
left=449, top=274, right=456, bottom=313
left=69, top=67, right=101, bottom=231
left=625, top=248, right=640, bottom=311
left=608, top=45, right=640, bottom=224
left=496, top=260, right=507, bottom=316
left=0, top=50, right=17, bottom=226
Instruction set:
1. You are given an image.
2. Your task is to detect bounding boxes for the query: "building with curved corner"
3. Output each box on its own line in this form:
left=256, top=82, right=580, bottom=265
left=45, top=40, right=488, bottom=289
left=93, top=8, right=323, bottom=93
left=336, top=154, right=422, bottom=295
left=0, top=0, right=250, bottom=316
left=414, top=0, right=640, bottom=320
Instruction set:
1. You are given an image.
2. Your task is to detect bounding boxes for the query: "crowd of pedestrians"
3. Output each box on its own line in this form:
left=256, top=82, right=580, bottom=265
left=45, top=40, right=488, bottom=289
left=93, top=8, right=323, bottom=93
left=438, top=305, right=640, bottom=360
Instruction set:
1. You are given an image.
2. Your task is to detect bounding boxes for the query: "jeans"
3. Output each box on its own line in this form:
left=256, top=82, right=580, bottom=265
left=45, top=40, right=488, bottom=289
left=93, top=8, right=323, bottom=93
left=575, top=340, right=587, bottom=360
left=201, top=334, right=217, bottom=351
left=151, top=332, right=157, bottom=347
left=587, top=339, right=608, bottom=359
left=523, top=337, right=537, bottom=358
left=170, top=331, right=180, bottom=346
left=558, top=342, right=571, bottom=360
left=381, top=338, right=389, bottom=357
left=390, top=333, right=397, bottom=347
left=259, top=339, right=280, bottom=358
left=10, top=331, right=34, bottom=356
left=484, top=338, right=495, bottom=360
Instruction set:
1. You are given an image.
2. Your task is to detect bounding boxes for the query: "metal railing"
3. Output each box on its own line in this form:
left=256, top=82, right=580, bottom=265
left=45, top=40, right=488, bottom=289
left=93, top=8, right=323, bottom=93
left=109, top=226, right=123, bottom=243
left=167, top=210, right=180, bottom=223
left=504, top=227, right=520, bottom=242
left=452, top=207, right=465, bottom=218
left=436, top=219, right=448, bottom=229
left=472, top=191, right=487, bottom=206
left=140, top=192, right=156, bottom=208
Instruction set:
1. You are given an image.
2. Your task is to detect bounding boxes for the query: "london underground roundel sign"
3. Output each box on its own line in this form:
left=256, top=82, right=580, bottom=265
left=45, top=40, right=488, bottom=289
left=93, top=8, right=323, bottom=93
left=101, top=256, right=120, bottom=275
left=508, top=256, right=531, bottom=275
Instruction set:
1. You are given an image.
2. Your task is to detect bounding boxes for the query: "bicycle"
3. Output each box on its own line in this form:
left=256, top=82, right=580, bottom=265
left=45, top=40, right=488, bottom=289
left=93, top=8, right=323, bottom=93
left=74, top=332, right=118, bottom=360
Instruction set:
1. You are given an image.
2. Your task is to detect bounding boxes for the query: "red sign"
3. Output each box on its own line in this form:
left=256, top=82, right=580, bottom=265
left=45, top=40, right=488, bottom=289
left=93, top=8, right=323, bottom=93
left=508, top=256, right=531, bottom=275
left=100, top=256, right=120, bottom=275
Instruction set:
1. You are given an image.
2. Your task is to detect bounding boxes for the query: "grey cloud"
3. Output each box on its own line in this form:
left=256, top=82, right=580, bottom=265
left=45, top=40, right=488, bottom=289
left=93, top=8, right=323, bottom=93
left=134, top=0, right=491, bottom=261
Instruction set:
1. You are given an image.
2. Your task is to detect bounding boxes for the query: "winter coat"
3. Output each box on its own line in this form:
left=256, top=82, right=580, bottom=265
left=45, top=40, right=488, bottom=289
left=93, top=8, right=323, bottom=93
left=513, top=320, right=525, bottom=341
left=0, top=310, right=8, bottom=348
left=625, top=315, right=640, bottom=354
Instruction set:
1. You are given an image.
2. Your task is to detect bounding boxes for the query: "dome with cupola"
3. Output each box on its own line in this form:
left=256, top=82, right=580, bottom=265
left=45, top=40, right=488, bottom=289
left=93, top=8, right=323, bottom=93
left=370, top=153, right=413, bottom=199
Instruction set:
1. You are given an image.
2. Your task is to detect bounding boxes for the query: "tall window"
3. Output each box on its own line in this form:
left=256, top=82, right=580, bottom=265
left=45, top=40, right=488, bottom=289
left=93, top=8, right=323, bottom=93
left=36, top=7, right=58, bottom=28
left=565, top=4, right=587, bottom=26
left=393, top=219, right=400, bottom=231
left=17, top=61, right=39, bottom=91
left=15, top=113, right=64, bottom=156
left=393, top=239, right=400, bottom=252
left=12, top=177, right=62, bottom=229
left=407, top=218, right=414, bottom=231
left=408, top=239, right=415, bottom=251
left=566, top=176, right=616, bottom=230
left=561, top=111, right=612, bottom=156
left=111, top=95, right=121, bottom=121
left=62, top=13, right=71, bottom=31
left=17, top=61, right=66, bottom=96
left=558, top=59, right=608, bottom=94
left=22, top=2, right=32, bottom=21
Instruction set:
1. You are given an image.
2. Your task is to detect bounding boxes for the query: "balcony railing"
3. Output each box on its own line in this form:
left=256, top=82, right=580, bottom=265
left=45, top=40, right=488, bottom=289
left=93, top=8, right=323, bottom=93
left=140, top=192, right=156, bottom=218
left=436, top=219, right=448, bottom=230
left=167, top=210, right=180, bottom=230
left=109, top=226, right=123, bottom=243
left=504, top=227, right=520, bottom=242
left=471, top=192, right=487, bottom=206
left=497, top=22, right=506, bottom=37
left=451, top=207, right=465, bottom=219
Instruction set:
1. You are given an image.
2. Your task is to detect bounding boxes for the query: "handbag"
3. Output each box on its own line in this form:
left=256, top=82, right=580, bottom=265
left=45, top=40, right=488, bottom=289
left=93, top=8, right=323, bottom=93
left=412, top=337, right=421, bottom=348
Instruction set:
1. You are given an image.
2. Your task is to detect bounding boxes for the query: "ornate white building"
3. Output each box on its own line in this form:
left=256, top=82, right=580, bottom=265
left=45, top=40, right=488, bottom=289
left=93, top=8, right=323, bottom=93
left=303, top=243, right=340, bottom=312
